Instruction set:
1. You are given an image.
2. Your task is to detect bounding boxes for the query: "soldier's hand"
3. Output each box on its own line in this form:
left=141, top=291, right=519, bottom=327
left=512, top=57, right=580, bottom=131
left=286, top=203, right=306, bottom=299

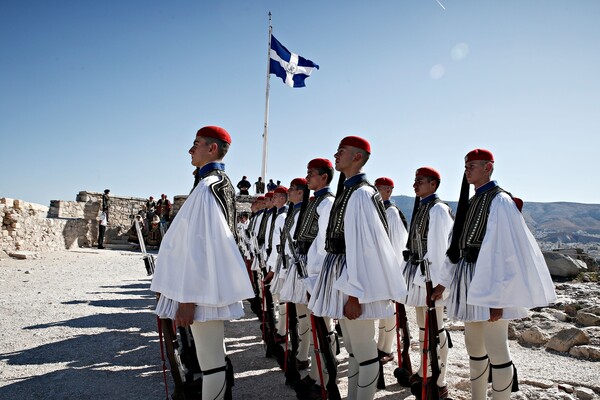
left=489, top=308, right=503, bottom=322
left=264, top=271, right=274, bottom=283
left=343, top=296, right=362, bottom=320
left=431, top=284, right=445, bottom=301
left=175, top=303, right=195, bottom=327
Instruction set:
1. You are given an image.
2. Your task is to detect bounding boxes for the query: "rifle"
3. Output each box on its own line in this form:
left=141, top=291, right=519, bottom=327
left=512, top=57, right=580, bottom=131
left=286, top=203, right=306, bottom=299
left=135, top=219, right=155, bottom=275
left=281, top=227, right=306, bottom=386
left=159, top=318, right=203, bottom=399
left=313, top=316, right=342, bottom=400
left=284, top=302, right=301, bottom=386
left=393, top=301, right=413, bottom=386
left=415, top=237, right=442, bottom=400
left=285, top=229, right=307, bottom=279
left=253, top=234, right=282, bottom=361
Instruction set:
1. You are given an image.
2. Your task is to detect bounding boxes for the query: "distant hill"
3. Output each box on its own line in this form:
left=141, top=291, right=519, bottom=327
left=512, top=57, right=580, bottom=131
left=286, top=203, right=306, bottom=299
left=391, top=195, right=600, bottom=243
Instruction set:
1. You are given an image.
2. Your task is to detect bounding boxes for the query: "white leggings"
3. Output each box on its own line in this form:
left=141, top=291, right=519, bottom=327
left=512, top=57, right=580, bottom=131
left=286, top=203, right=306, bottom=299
left=190, top=320, right=227, bottom=400
left=464, top=320, right=514, bottom=400
left=296, top=303, right=311, bottom=362
left=339, top=319, right=379, bottom=400
left=376, top=315, right=395, bottom=354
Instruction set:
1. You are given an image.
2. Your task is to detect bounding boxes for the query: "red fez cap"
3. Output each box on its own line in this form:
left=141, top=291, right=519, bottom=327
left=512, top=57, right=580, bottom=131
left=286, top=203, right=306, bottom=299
left=465, top=148, right=494, bottom=163
left=307, top=158, right=333, bottom=169
left=256, top=196, right=265, bottom=201
left=290, top=177, right=308, bottom=186
left=415, top=167, right=441, bottom=180
left=274, top=186, right=288, bottom=194
left=196, top=126, right=232, bottom=145
left=374, top=177, right=394, bottom=187
left=265, top=192, right=274, bottom=198
left=339, top=136, right=371, bottom=154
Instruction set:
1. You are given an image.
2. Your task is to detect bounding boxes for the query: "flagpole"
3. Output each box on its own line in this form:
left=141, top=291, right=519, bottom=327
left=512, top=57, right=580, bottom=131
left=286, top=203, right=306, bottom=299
left=261, top=12, right=272, bottom=184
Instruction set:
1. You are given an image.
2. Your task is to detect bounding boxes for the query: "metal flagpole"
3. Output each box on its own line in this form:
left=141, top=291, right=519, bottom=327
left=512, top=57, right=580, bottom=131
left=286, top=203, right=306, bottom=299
left=261, top=12, right=272, bottom=183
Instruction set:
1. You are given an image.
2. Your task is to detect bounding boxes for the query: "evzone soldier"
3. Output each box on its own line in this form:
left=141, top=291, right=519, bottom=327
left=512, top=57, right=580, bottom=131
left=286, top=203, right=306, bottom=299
left=264, top=186, right=290, bottom=345
left=402, top=167, right=454, bottom=398
left=373, top=177, right=408, bottom=384
left=309, top=136, right=408, bottom=400
left=150, top=126, right=254, bottom=400
left=273, top=178, right=310, bottom=385
left=433, top=149, right=556, bottom=400
left=247, top=196, right=266, bottom=316
left=277, top=177, right=310, bottom=367
left=290, top=159, right=336, bottom=398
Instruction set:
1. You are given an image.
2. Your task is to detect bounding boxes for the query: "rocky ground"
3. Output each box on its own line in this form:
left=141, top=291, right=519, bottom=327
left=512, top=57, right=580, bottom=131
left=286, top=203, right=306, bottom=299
left=0, top=248, right=598, bottom=400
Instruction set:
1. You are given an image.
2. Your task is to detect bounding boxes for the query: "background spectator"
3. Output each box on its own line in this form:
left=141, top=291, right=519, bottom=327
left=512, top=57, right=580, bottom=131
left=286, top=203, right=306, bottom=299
left=255, top=177, right=265, bottom=194
left=237, top=176, right=251, bottom=195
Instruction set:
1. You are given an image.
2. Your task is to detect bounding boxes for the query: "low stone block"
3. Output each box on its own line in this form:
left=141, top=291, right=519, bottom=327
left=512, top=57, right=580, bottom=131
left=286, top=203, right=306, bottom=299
left=546, top=327, right=589, bottom=352
left=569, top=344, right=600, bottom=361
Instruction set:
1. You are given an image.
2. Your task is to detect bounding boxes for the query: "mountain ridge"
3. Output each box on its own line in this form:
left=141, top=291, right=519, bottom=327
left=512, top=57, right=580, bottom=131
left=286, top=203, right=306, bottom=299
left=391, top=195, right=600, bottom=243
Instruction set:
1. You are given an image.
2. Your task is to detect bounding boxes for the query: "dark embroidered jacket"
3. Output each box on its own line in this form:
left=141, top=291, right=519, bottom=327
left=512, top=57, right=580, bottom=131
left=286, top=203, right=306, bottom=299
left=296, top=188, right=334, bottom=254
left=325, top=174, right=388, bottom=254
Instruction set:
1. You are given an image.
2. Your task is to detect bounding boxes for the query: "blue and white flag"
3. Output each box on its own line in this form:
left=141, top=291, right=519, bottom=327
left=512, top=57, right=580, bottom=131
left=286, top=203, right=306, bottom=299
left=269, top=35, right=319, bottom=88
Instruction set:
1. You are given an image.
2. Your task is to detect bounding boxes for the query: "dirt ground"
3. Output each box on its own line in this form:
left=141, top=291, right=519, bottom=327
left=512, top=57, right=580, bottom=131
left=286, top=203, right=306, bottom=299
left=0, top=248, right=598, bottom=399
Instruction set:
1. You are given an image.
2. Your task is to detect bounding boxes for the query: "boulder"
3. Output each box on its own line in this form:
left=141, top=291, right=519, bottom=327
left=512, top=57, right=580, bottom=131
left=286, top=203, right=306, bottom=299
left=576, top=311, right=600, bottom=327
left=574, top=387, right=595, bottom=400
left=519, top=325, right=550, bottom=346
left=546, top=308, right=570, bottom=322
left=546, top=327, right=589, bottom=352
left=543, top=252, right=588, bottom=278
left=558, top=383, right=575, bottom=394
left=8, top=251, right=38, bottom=260
left=568, top=344, right=600, bottom=361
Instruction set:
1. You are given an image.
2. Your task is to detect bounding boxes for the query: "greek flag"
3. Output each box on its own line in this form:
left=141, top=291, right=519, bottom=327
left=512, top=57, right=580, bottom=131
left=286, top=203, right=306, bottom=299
left=269, top=35, right=319, bottom=88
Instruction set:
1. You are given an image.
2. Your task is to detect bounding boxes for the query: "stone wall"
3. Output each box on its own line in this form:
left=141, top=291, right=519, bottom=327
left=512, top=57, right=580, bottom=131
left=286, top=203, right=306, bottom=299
left=70, top=191, right=149, bottom=245
left=1, top=191, right=254, bottom=254
left=1, top=198, right=91, bottom=253
left=172, top=194, right=253, bottom=217
left=1, top=192, right=150, bottom=254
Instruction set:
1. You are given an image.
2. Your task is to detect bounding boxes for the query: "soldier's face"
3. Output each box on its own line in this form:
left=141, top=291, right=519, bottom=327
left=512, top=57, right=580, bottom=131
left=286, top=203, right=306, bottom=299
left=306, top=168, right=327, bottom=191
left=465, top=161, right=491, bottom=187
left=376, top=185, right=392, bottom=201
left=273, top=193, right=287, bottom=209
left=414, top=176, right=436, bottom=198
left=189, top=137, right=215, bottom=168
left=289, top=185, right=304, bottom=203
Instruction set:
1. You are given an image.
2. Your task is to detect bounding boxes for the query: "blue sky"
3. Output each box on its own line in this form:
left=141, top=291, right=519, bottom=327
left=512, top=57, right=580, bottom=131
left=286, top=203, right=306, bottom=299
left=1, top=1, right=599, bottom=206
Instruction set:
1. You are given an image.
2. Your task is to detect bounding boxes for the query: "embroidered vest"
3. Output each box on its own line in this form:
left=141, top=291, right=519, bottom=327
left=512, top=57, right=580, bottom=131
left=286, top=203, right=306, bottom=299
left=296, top=192, right=334, bottom=254
left=407, top=198, right=442, bottom=258
left=203, top=169, right=238, bottom=240
left=267, top=206, right=287, bottom=254
left=459, top=185, right=506, bottom=261
left=325, top=180, right=388, bottom=254
left=257, top=209, right=272, bottom=246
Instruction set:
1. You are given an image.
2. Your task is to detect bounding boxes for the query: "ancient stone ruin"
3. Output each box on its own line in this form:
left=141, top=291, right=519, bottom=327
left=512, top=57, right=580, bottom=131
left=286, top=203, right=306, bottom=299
left=0, top=191, right=253, bottom=255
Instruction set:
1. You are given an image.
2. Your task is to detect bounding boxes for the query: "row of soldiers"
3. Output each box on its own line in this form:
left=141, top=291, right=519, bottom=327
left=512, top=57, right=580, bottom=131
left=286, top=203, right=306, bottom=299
left=235, top=138, right=557, bottom=400
left=150, top=126, right=556, bottom=400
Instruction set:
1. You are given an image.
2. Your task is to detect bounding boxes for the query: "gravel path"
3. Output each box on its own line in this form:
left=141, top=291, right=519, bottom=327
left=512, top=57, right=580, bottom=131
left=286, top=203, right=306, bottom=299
left=0, top=248, right=598, bottom=399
